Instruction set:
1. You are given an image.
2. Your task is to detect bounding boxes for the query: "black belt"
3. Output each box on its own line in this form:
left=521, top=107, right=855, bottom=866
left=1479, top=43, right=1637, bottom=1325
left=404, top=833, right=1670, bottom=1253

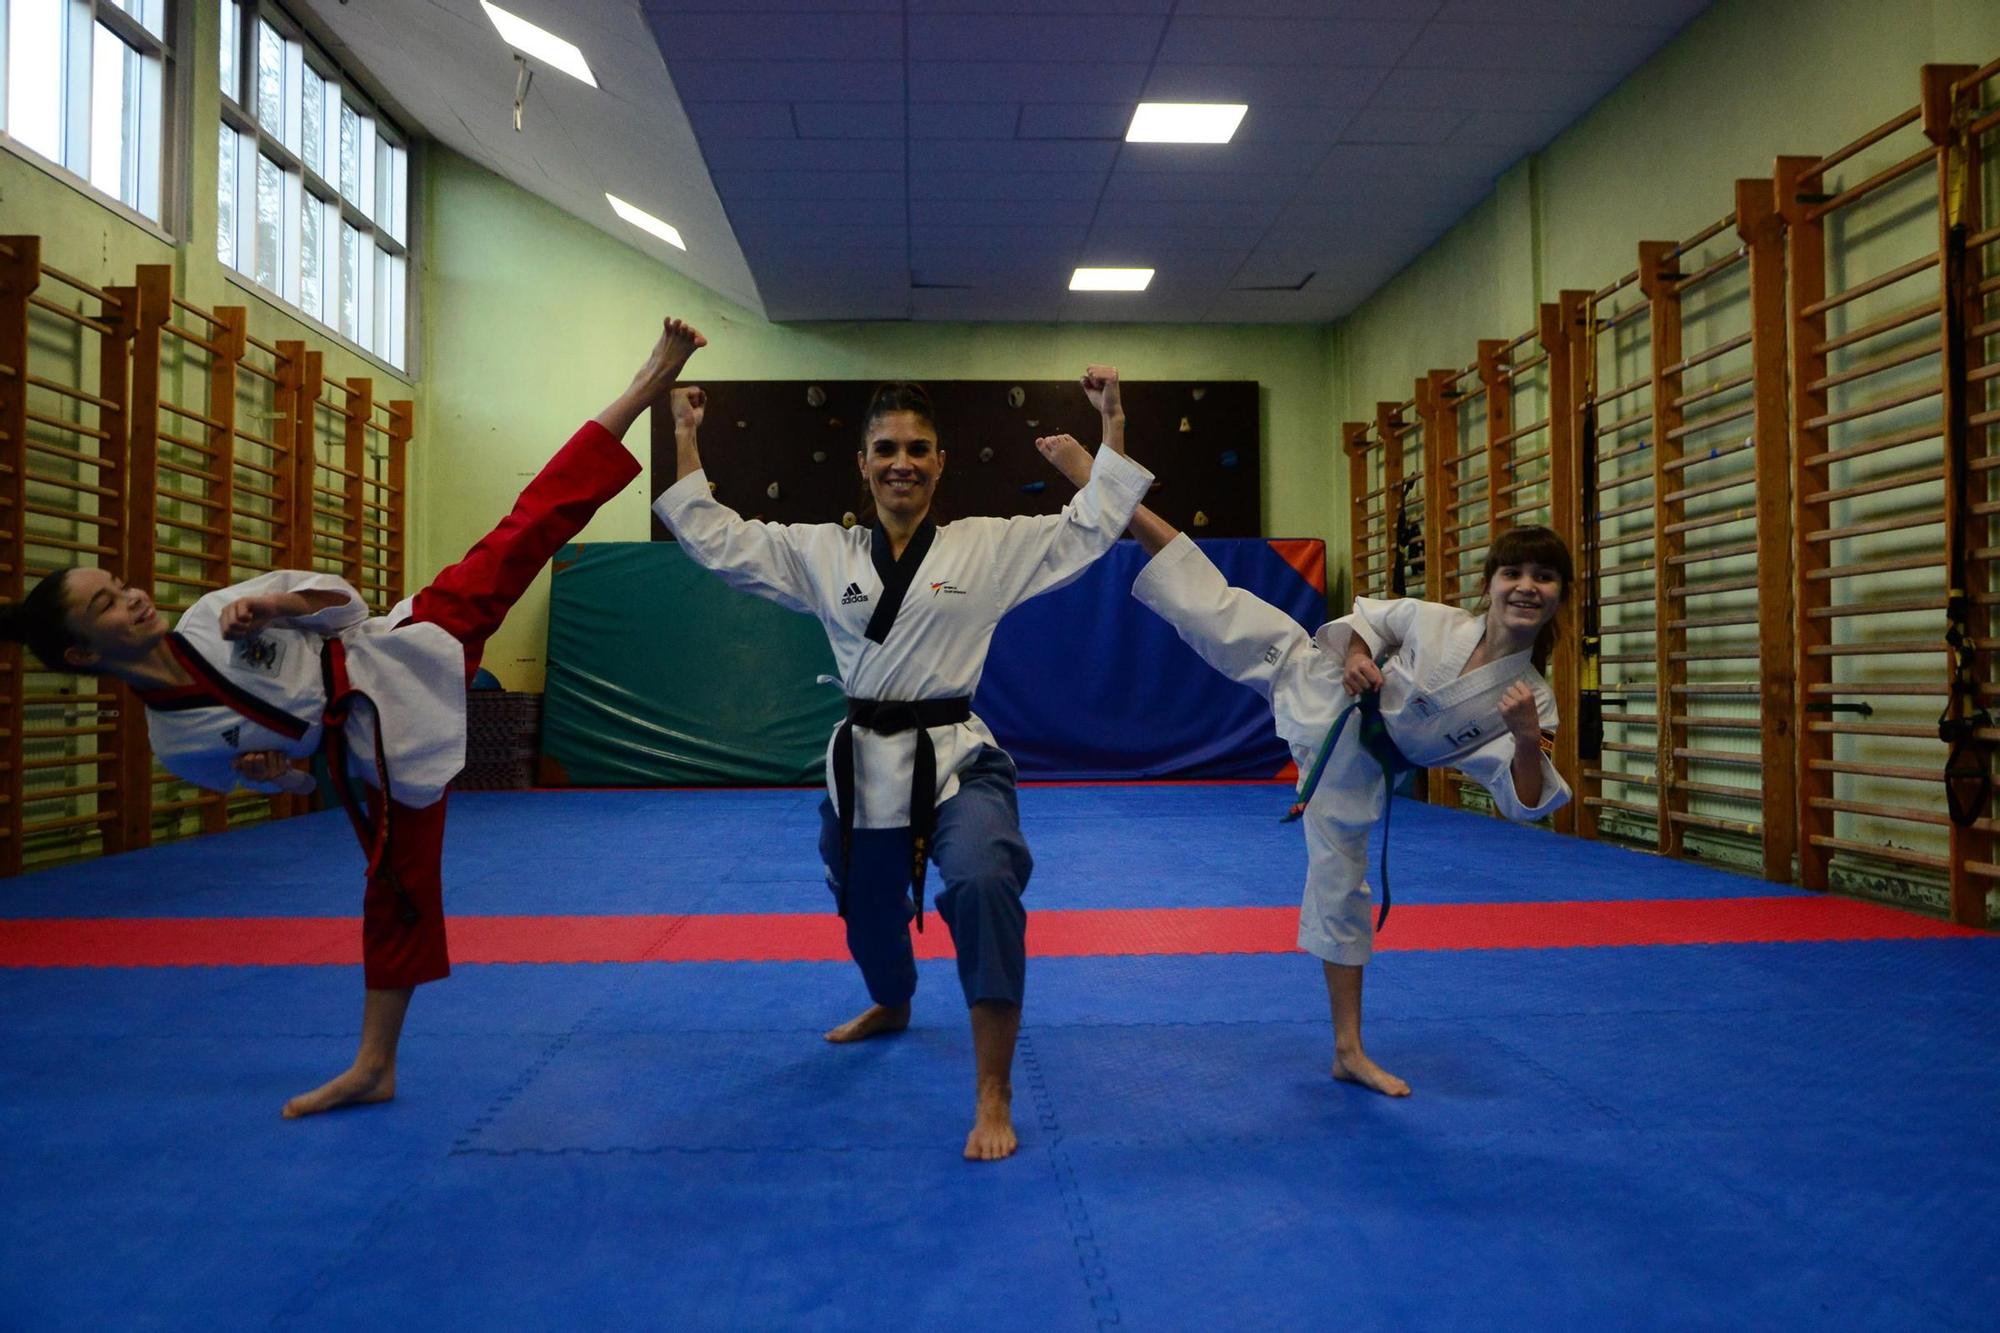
left=832, top=695, right=973, bottom=930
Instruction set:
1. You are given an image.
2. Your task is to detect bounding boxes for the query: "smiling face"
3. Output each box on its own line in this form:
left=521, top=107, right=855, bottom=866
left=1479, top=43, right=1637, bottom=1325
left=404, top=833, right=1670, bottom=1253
left=59, top=567, right=168, bottom=669
left=858, top=408, right=945, bottom=524
left=1482, top=559, right=1565, bottom=641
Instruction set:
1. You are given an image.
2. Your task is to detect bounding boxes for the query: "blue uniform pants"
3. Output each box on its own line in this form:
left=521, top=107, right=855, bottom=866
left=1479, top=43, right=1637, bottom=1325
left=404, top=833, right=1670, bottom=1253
left=817, top=746, right=1032, bottom=1009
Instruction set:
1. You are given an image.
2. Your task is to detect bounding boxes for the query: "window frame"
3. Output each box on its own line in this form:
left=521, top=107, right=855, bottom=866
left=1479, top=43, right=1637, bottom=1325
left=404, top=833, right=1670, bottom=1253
left=219, top=0, right=413, bottom=376
left=0, top=0, right=181, bottom=240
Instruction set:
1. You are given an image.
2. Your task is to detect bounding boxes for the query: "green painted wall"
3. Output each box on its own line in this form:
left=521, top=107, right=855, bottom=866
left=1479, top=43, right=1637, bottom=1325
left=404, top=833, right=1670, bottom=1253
left=418, top=147, right=1336, bottom=690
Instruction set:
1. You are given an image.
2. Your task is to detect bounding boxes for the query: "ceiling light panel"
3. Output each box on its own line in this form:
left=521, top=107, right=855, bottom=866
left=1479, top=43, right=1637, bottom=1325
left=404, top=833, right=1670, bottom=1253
left=1126, top=103, right=1248, bottom=144
left=1070, top=268, right=1155, bottom=292
left=481, top=1, right=598, bottom=88
left=607, top=194, right=686, bottom=250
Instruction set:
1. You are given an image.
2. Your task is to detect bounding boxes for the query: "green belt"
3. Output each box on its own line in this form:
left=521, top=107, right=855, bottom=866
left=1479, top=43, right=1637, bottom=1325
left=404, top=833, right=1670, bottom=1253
left=1281, top=690, right=1417, bottom=929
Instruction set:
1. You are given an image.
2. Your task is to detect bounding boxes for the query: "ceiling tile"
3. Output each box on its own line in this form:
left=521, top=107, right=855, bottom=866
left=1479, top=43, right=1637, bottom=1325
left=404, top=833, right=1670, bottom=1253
left=1368, top=64, right=1599, bottom=112
left=1412, top=21, right=1677, bottom=72
left=1231, top=105, right=1361, bottom=144
left=1077, top=231, right=1261, bottom=268
left=910, top=61, right=1152, bottom=103
left=1142, top=63, right=1387, bottom=110
left=1177, top=0, right=1440, bottom=15
left=910, top=224, right=1091, bottom=251
left=667, top=60, right=904, bottom=102
left=644, top=12, right=903, bottom=61
left=1155, top=16, right=1423, bottom=67
left=713, top=138, right=905, bottom=173
left=1102, top=171, right=1303, bottom=202
left=1338, top=106, right=1468, bottom=145
left=644, top=0, right=902, bottom=11
left=909, top=104, right=1023, bottom=139
left=710, top=169, right=906, bottom=200
left=908, top=14, right=1167, bottom=63
left=912, top=139, right=1119, bottom=174
left=907, top=0, right=1173, bottom=14
left=1016, top=104, right=1131, bottom=141
left=911, top=197, right=1101, bottom=228
left=911, top=170, right=1105, bottom=201
left=681, top=101, right=799, bottom=140
left=1117, top=140, right=1329, bottom=175
left=725, top=196, right=908, bottom=226
left=734, top=223, right=910, bottom=255
left=1092, top=196, right=1289, bottom=231
left=1431, top=0, right=1704, bottom=24
left=1449, top=108, right=1573, bottom=149
left=794, top=102, right=906, bottom=139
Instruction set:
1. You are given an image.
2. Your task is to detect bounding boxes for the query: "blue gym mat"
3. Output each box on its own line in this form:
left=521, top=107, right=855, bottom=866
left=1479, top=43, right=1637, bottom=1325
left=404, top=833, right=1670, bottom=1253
left=1, top=786, right=1994, bottom=1329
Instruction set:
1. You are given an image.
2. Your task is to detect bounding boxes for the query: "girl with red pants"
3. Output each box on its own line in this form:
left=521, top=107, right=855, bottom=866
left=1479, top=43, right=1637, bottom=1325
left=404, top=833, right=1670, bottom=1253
left=0, top=317, right=705, bottom=1117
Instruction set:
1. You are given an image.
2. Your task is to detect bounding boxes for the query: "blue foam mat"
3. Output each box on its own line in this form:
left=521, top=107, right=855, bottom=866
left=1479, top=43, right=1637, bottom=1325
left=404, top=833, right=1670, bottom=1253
left=1, top=790, right=1995, bottom=1330
left=0, top=786, right=1781, bottom=919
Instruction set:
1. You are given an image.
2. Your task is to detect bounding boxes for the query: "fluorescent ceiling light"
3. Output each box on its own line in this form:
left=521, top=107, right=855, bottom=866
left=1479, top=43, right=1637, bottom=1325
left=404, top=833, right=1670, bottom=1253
left=1070, top=268, right=1154, bottom=292
left=1126, top=102, right=1248, bottom=144
left=607, top=194, right=686, bottom=251
left=481, top=1, right=598, bottom=87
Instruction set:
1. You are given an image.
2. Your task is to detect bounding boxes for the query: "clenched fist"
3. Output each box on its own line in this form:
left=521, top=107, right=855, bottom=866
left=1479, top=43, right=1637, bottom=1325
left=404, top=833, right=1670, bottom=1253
left=218, top=596, right=285, bottom=641
left=1498, top=680, right=1541, bottom=741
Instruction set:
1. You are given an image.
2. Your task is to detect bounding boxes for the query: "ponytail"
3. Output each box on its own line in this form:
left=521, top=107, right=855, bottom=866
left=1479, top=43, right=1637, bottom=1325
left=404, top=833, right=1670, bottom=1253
left=0, top=570, right=82, bottom=671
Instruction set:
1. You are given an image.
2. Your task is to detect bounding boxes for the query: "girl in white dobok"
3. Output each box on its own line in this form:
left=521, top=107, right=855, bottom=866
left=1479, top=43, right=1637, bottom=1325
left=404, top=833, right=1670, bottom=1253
left=1045, top=410, right=1571, bottom=1097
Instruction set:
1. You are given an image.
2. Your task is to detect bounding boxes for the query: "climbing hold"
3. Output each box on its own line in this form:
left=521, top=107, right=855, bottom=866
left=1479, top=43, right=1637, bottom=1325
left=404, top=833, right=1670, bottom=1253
left=1220, top=450, right=1240, bottom=470
left=1026, top=419, right=1039, bottom=428
left=827, top=416, right=845, bottom=430
left=1191, top=387, right=1207, bottom=401
left=1007, top=386, right=1026, bottom=408
left=1192, top=510, right=1210, bottom=528
left=841, top=511, right=858, bottom=528
left=1179, top=417, right=1193, bottom=433
left=979, top=447, right=994, bottom=463
left=806, top=385, right=827, bottom=408
left=766, top=482, right=781, bottom=500
left=812, top=450, right=827, bottom=463
left=736, top=420, right=748, bottom=429
left=1021, top=480, right=1047, bottom=495
left=707, top=481, right=718, bottom=493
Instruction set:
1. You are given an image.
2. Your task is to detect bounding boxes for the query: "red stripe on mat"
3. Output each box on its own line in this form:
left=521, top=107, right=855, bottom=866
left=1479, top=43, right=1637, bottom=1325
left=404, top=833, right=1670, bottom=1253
left=0, top=897, right=1979, bottom=968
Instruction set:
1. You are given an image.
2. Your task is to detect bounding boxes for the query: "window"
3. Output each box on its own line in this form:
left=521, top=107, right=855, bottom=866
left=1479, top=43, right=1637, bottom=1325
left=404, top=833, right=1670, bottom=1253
left=0, top=0, right=170, bottom=223
left=218, top=1, right=411, bottom=371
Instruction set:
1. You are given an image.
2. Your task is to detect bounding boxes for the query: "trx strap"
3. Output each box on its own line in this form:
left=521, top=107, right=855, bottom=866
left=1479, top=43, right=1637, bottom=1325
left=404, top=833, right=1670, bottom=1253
left=1938, top=203, right=1991, bottom=828
left=321, top=641, right=420, bottom=926
left=863, top=520, right=937, bottom=644
left=832, top=695, right=973, bottom=930
left=1281, top=689, right=1416, bottom=930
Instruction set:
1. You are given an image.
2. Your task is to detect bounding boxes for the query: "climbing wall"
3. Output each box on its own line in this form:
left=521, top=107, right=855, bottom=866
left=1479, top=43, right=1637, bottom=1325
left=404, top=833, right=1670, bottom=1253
left=649, top=380, right=1261, bottom=537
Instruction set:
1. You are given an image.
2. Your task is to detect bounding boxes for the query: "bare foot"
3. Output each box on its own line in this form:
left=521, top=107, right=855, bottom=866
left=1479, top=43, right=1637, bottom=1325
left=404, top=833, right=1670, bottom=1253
left=824, top=1002, right=910, bottom=1044
left=964, top=1081, right=1017, bottom=1161
left=634, top=317, right=707, bottom=398
left=281, top=1062, right=395, bottom=1118
left=1332, top=1047, right=1410, bottom=1098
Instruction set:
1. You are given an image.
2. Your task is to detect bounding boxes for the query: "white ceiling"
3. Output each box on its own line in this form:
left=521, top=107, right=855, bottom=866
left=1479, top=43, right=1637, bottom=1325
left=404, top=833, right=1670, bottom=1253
left=303, top=0, right=1714, bottom=324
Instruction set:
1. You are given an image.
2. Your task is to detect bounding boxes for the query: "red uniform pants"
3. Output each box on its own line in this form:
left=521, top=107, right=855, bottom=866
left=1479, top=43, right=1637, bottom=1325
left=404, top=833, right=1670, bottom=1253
left=358, top=421, right=640, bottom=989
